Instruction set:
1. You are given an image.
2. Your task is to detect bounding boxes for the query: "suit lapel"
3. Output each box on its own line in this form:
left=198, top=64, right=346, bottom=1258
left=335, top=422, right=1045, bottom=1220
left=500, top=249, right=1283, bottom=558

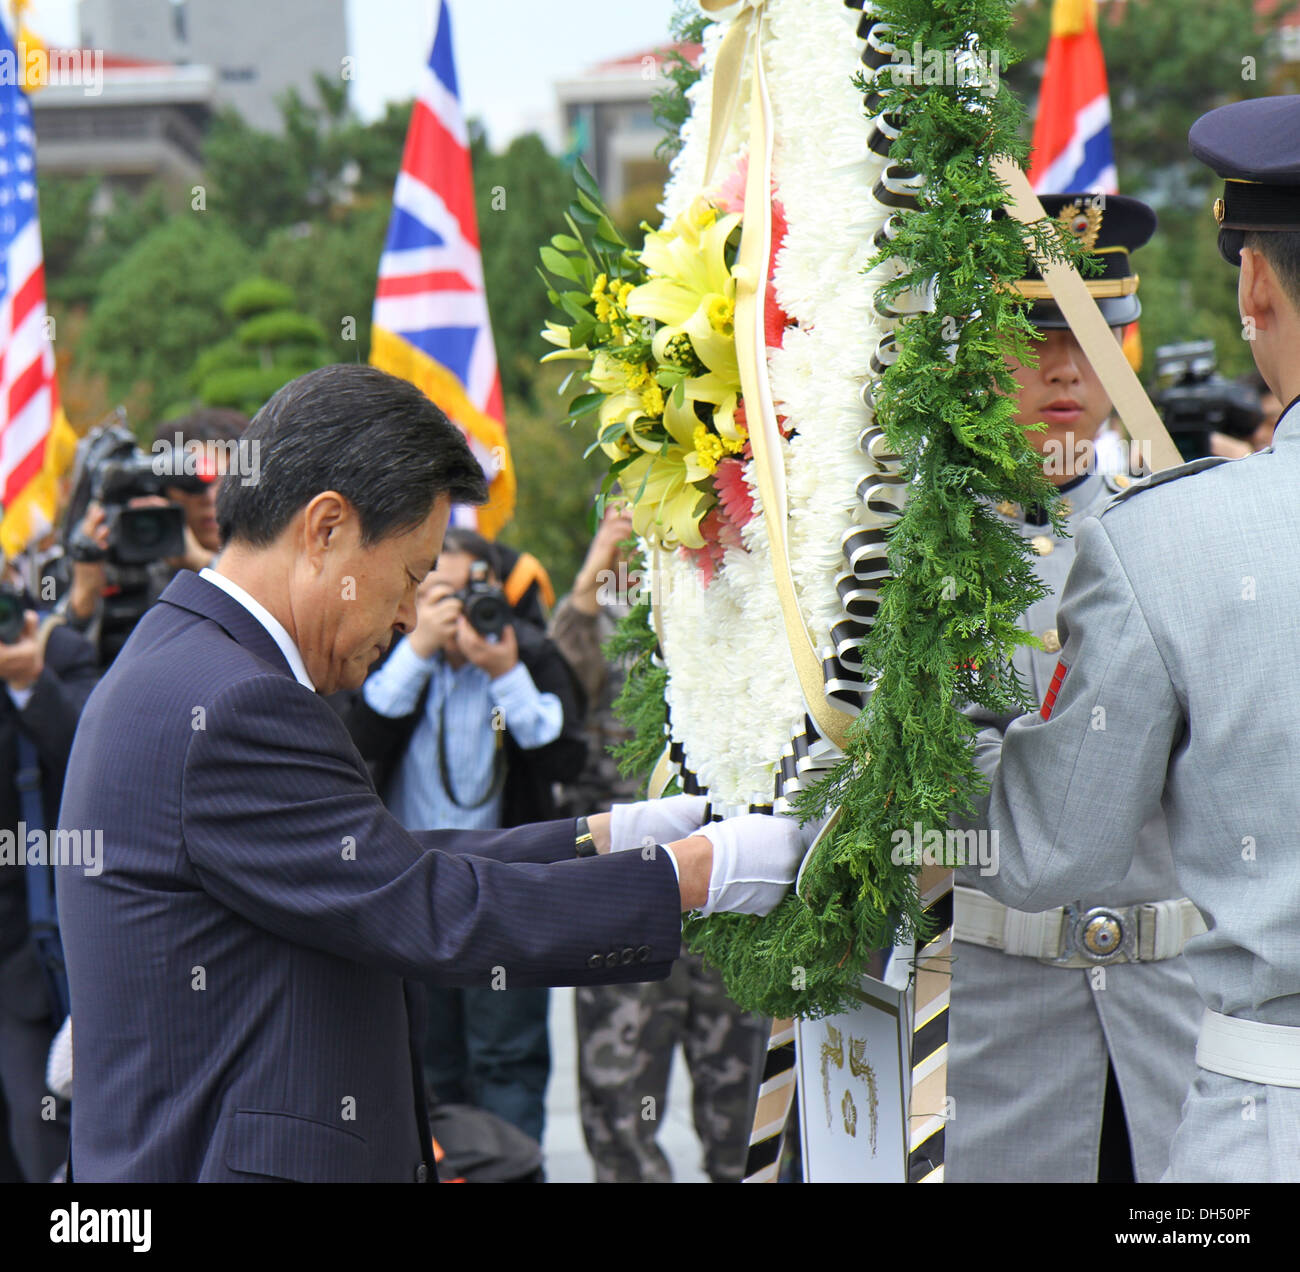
left=156, top=570, right=297, bottom=682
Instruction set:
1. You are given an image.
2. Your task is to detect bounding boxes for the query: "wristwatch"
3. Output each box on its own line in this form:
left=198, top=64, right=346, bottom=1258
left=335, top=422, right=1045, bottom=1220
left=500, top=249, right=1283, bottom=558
left=575, top=816, right=597, bottom=857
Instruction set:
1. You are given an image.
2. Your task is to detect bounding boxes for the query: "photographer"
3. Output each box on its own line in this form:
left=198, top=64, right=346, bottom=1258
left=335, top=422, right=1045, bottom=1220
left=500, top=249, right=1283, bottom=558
left=338, top=527, right=585, bottom=1150
left=63, top=408, right=249, bottom=666
left=0, top=567, right=97, bottom=1181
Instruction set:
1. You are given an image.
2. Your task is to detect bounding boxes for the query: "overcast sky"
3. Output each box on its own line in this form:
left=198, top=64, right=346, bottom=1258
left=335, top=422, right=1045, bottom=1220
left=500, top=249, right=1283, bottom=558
left=21, top=0, right=683, bottom=148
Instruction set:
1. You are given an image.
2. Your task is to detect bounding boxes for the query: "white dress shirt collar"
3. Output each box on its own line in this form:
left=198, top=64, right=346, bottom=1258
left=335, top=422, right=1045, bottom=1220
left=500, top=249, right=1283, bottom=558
left=199, top=567, right=315, bottom=691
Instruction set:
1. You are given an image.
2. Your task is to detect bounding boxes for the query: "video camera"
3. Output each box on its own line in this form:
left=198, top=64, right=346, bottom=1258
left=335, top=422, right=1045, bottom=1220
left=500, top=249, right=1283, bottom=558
left=63, top=414, right=208, bottom=567
left=455, top=560, right=512, bottom=640
left=61, top=412, right=213, bottom=666
left=1152, top=341, right=1263, bottom=462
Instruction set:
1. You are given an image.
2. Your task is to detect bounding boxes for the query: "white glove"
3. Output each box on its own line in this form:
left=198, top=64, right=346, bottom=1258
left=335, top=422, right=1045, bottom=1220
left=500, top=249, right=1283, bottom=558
left=609, top=794, right=709, bottom=854
left=695, top=813, right=811, bottom=917
left=46, top=1014, right=72, bottom=1101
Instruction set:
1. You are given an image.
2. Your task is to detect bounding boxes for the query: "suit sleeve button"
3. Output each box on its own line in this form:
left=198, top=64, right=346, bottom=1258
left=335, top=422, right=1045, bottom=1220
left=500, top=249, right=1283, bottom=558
left=620, top=947, right=636, bottom=964
left=636, top=945, right=652, bottom=963
left=416, top=1163, right=429, bottom=1182
left=605, top=951, right=620, bottom=968
left=587, top=954, right=604, bottom=969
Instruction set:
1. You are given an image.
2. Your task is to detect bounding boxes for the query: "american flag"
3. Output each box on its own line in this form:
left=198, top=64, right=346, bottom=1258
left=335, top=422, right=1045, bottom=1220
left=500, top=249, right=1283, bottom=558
left=0, top=14, right=70, bottom=560
left=370, top=0, right=514, bottom=537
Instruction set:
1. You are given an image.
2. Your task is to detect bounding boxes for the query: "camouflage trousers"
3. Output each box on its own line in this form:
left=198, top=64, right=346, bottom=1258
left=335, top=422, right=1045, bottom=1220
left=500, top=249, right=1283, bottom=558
left=576, top=948, right=770, bottom=1182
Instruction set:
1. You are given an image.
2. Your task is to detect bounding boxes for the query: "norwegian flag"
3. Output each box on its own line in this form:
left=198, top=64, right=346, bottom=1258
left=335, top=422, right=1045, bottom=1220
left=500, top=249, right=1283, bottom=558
left=370, top=0, right=514, bottom=537
left=1027, top=0, right=1118, bottom=195
left=0, top=15, right=66, bottom=558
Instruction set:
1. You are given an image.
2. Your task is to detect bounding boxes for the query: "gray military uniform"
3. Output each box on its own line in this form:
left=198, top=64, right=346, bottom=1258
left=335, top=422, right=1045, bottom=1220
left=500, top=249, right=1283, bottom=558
left=947, top=469, right=1203, bottom=1182
left=961, top=401, right=1300, bottom=1182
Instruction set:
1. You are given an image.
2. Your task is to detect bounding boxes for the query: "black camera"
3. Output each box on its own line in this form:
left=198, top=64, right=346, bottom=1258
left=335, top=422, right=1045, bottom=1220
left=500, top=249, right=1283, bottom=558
left=1153, top=341, right=1263, bottom=462
left=63, top=417, right=208, bottom=567
left=455, top=560, right=511, bottom=639
left=0, top=582, right=27, bottom=645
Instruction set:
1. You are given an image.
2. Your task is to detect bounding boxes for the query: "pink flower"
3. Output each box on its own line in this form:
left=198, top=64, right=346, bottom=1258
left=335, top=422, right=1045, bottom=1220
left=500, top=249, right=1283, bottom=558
left=713, top=456, right=754, bottom=529
left=680, top=502, right=748, bottom=587
left=715, top=156, right=748, bottom=215
left=715, top=154, right=795, bottom=350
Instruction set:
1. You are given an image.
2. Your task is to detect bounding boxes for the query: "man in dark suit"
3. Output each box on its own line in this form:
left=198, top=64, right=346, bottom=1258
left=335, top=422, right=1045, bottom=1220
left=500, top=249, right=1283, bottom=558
left=339, top=526, right=587, bottom=1143
left=57, top=364, right=805, bottom=1182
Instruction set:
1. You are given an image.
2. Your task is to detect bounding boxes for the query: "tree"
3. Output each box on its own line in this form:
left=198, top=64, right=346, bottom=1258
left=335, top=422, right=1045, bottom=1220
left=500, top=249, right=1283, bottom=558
left=201, top=76, right=415, bottom=250
left=39, top=180, right=171, bottom=308
left=256, top=199, right=392, bottom=363
left=182, top=276, right=332, bottom=418
left=81, top=216, right=252, bottom=428
left=471, top=130, right=580, bottom=405
left=36, top=174, right=97, bottom=287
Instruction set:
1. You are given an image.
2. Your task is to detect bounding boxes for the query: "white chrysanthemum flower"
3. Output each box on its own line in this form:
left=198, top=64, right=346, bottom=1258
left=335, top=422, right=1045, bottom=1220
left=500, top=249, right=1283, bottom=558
left=645, top=0, right=911, bottom=807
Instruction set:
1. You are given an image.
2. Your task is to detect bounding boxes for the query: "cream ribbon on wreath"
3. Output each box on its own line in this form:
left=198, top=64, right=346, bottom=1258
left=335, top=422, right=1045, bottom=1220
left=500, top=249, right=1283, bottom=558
left=646, top=0, right=853, bottom=799
left=705, top=0, right=856, bottom=752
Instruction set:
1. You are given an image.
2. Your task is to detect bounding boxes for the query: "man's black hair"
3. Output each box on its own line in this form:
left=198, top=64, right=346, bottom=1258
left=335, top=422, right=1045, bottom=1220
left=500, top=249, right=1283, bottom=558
left=217, top=364, right=488, bottom=547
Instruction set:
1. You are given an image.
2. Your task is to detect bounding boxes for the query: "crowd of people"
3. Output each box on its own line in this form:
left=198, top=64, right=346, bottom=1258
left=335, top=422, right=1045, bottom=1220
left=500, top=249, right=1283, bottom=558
left=3, top=92, right=1299, bottom=1186
left=0, top=275, right=1291, bottom=1184
left=0, top=400, right=771, bottom=1183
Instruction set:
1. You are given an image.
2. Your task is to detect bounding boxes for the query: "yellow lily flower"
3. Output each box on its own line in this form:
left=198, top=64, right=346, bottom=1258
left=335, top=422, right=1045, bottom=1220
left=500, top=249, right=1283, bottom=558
left=539, top=320, right=591, bottom=364
left=626, top=200, right=742, bottom=385
left=609, top=385, right=715, bottom=548
left=618, top=448, right=714, bottom=549
left=682, top=372, right=744, bottom=444
left=588, top=353, right=666, bottom=461
left=635, top=200, right=740, bottom=304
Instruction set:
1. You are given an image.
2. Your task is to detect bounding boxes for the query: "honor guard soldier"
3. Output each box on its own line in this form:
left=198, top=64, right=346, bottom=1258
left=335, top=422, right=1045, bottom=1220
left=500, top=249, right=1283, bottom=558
left=947, top=195, right=1203, bottom=1183
left=957, top=96, right=1300, bottom=1182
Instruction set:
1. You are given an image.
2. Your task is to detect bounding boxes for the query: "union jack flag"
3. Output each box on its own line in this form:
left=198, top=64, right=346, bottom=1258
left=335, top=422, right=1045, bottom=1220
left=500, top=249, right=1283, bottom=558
left=0, top=14, right=73, bottom=560
left=370, top=0, right=513, bottom=537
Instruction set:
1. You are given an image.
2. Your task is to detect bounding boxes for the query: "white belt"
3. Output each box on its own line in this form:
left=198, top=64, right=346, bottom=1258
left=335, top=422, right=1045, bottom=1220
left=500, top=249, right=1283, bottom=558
left=954, top=886, right=1206, bottom=967
left=1197, top=1009, right=1300, bottom=1088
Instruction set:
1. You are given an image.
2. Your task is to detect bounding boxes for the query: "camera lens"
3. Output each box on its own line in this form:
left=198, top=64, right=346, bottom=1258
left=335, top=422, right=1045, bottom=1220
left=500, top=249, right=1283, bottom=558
left=131, top=511, right=166, bottom=548
left=466, top=593, right=510, bottom=639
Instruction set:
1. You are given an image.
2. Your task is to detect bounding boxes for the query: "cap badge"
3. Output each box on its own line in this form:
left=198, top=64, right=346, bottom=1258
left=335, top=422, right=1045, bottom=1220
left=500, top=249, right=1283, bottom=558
left=1056, top=200, right=1103, bottom=251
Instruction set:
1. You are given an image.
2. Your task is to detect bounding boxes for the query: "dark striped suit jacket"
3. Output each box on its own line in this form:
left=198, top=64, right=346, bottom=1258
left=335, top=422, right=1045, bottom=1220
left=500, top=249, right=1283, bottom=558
left=56, top=571, right=680, bottom=1181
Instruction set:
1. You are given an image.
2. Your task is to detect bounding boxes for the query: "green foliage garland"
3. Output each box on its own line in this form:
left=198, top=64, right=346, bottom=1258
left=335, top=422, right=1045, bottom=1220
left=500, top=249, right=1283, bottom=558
left=604, top=575, right=673, bottom=797
left=676, top=0, right=1093, bottom=1019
